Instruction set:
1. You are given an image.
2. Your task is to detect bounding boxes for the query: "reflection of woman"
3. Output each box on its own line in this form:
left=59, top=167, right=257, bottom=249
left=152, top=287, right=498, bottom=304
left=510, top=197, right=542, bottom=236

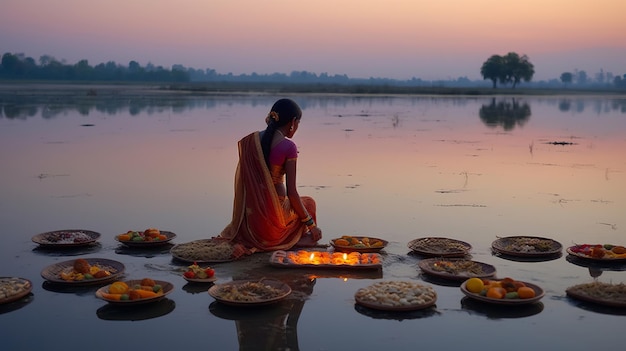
left=219, top=99, right=322, bottom=258
left=231, top=275, right=315, bottom=351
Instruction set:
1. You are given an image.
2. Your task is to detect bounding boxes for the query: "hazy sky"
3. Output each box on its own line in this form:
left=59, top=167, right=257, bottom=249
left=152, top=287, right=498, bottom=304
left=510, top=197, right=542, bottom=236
left=1, top=0, right=625, bottom=81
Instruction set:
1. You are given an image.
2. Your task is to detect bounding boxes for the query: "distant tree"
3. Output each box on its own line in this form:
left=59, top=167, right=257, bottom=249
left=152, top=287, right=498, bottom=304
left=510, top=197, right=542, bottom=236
left=502, top=52, right=534, bottom=88
left=73, top=59, right=92, bottom=80
left=480, top=55, right=505, bottom=88
left=615, top=75, right=626, bottom=89
left=1, top=52, right=22, bottom=76
left=39, top=55, right=56, bottom=66
left=560, top=72, right=573, bottom=86
left=595, top=69, right=605, bottom=84
left=481, top=52, right=534, bottom=88
left=576, top=70, right=588, bottom=85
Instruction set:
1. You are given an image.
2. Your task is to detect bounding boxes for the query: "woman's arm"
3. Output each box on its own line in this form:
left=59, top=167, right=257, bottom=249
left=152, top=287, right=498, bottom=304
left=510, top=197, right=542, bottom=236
left=284, top=159, right=322, bottom=241
left=284, top=158, right=308, bottom=219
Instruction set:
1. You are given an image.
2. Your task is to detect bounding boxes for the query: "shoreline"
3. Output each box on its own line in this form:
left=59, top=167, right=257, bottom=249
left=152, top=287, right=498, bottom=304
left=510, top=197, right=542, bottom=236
left=1, top=81, right=624, bottom=99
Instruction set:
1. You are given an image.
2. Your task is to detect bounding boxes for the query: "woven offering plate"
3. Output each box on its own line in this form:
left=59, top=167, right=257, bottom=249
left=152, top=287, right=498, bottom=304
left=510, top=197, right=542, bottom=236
left=460, top=280, right=544, bottom=305
left=566, top=282, right=626, bottom=308
left=170, top=239, right=235, bottom=264
left=183, top=276, right=218, bottom=283
left=32, top=229, right=101, bottom=247
left=354, top=281, right=437, bottom=311
left=115, top=231, right=177, bottom=247
left=41, top=258, right=125, bottom=286
left=408, top=237, right=471, bottom=257
left=0, top=277, right=33, bottom=305
left=491, top=236, right=562, bottom=257
left=418, top=258, right=496, bottom=281
left=566, top=245, right=626, bottom=262
left=330, top=236, right=388, bottom=253
left=269, top=250, right=382, bottom=270
left=208, top=279, right=291, bottom=306
left=95, top=279, right=174, bottom=305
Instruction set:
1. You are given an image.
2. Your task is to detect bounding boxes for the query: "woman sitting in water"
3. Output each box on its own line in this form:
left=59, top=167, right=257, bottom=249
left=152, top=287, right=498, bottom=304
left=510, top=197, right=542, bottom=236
left=219, top=98, right=322, bottom=258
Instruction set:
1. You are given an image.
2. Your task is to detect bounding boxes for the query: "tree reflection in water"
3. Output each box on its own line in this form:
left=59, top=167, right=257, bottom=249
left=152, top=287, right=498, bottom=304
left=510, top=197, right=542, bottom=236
left=479, top=98, right=531, bottom=131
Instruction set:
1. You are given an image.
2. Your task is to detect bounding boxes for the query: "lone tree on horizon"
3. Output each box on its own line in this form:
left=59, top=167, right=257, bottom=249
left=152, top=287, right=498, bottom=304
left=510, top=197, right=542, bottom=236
left=481, top=52, right=535, bottom=88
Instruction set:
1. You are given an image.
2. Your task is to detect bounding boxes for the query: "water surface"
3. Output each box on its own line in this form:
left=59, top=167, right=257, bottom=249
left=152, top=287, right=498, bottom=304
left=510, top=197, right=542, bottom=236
left=1, top=93, right=625, bottom=350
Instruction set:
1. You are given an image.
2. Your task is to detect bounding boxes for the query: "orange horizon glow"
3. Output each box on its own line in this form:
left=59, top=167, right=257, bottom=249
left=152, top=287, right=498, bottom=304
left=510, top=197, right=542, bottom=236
left=1, top=0, right=625, bottom=80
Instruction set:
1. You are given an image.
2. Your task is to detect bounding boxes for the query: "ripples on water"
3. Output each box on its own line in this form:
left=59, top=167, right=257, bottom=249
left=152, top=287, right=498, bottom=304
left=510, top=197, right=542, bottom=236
left=1, top=93, right=625, bottom=350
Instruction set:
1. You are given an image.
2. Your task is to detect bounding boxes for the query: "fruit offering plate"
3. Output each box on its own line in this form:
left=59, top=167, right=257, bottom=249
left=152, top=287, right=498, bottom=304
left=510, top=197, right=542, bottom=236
left=354, top=281, right=437, bottom=311
left=208, top=279, right=291, bottom=306
left=95, top=279, right=174, bottom=305
left=329, top=236, right=388, bottom=253
left=182, top=263, right=217, bottom=283
left=460, top=279, right=545, bottom=305
left=0, top=277, right=33, bottom=305
left=418, top=258, right=496, bottom=281
left=269, top=250, right=382, bottom=269
left=491, top=236, right=562, bottom=257
left=408, top=237, right=471, bottom=257
left=115, top=230, right=177, bottom=247
left=566, top=244, right=626, bottom=261
left=170, top=239, right=235, bottom=263
left=32, top=229, right=101, bottom=247
left=183, top=275, right=217, bottom=283
left=41, top=258, right=125, bottom=286
left=566, top=282, right=626, bottom=308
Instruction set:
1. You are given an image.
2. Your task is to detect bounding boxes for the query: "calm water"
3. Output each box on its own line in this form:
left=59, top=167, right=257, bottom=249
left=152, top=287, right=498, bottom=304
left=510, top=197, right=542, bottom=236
left=1, top=93, right=625, bottom=350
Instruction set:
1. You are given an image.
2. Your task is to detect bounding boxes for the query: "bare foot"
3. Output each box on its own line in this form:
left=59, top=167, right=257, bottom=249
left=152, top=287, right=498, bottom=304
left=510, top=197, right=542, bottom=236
left=294, top=233, right=318, bottom=247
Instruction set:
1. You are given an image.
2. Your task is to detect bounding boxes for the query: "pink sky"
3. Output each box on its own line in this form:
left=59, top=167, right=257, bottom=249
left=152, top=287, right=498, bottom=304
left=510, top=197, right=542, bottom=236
left=1, top=0, right=625, bottom=81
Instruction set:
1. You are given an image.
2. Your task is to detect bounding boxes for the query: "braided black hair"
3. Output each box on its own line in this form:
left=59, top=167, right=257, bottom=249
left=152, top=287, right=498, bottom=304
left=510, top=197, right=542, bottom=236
left=260, top=98, right=302, bottom=167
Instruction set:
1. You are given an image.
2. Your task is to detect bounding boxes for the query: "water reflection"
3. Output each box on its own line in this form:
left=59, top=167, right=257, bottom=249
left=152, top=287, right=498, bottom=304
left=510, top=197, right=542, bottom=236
left=418, top=273, right=464, bottom=287
left=479, top=98, right=531, bottom=130
left=565, top=254, right=626, bottom=273
left=563, top=297, right=626, bottom=316
left=32, top=243, right=103, bottom=257
left=210, top=275, right=316, bottom=351
left=0, top=294, right=34, bottom=315
left=96, top=298, right=176, bottom=321
left=491, top=251, right=563, bottom=263
left=114, top=243, right=175, bottom=258
left=461, top=297, right=544, bottom=319
left=354, top=303, right=440, bottom=320
left=182, top=281, right=216, bottom=294
left=41, top=281, right=108, bottom=295
left=2, top=93, right=626, bottom=121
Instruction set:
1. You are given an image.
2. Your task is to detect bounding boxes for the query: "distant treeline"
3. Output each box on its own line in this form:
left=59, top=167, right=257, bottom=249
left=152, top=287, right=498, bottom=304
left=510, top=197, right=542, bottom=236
left=1, top=51, right=626, bottom=90
left=0, top=52, right=188, bottom=82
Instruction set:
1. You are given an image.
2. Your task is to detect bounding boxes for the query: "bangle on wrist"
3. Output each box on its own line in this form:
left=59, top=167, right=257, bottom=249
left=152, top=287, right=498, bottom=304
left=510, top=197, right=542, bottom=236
left=301, top=215, right=312, bottom=223
left=304, top=218, right=315, bottom=227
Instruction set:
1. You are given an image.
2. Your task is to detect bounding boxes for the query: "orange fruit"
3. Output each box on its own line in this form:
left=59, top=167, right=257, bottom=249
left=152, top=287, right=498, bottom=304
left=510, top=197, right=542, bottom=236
left=117, top=234, right=131, bottom=241
left=334, top=239, right=350, bottom=246
left=486, top=287, right=506, bottom=299
left=517, top=286, right=536, bottom=299
left=109, top=281, right=129, bottom=294
left=465, top=278, right=485, bottom=293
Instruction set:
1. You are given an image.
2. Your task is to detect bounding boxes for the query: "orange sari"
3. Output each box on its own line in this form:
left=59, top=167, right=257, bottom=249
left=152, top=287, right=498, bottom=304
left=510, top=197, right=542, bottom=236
left=219, top=132, right=316, bottom=255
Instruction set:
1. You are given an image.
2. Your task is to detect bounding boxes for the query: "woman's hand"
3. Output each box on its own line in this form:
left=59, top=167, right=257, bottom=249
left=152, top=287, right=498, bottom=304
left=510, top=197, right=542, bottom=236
left=309, top=226, right=322, bottom=242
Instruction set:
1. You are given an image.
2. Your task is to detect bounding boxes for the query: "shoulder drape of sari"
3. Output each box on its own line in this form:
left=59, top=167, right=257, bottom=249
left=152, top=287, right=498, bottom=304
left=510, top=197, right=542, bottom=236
left=219, top=132, right=314, bottom=253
